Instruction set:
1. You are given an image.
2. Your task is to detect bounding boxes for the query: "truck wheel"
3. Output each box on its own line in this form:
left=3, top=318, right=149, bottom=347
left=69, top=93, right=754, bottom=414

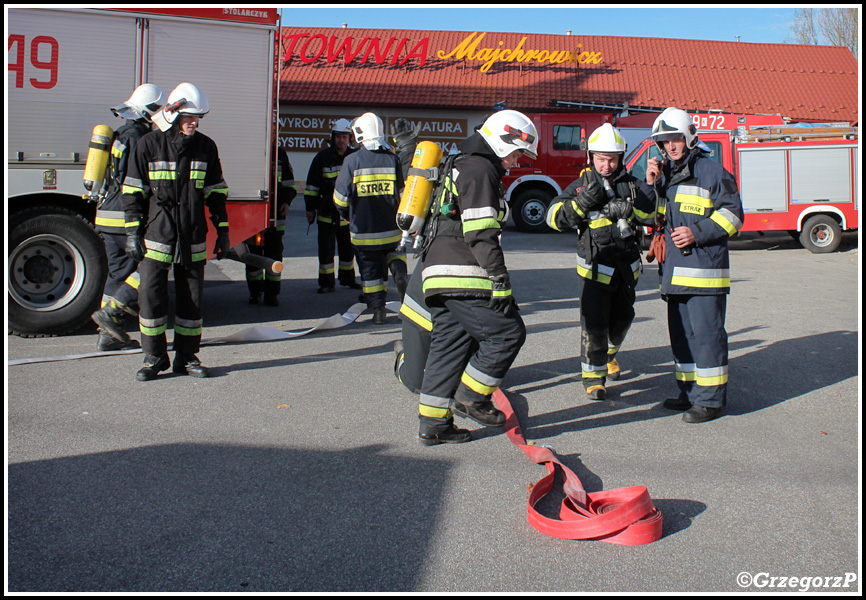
left=799, top=214, right=842, bottom=254
left=511, top=189, right=553, bottom=232
left=8, top=207, right=107, bottom=337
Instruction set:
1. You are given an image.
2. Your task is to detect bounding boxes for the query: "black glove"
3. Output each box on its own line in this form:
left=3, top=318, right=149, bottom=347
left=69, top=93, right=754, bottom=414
left=560, top=199, right=583, bottom=228
left=605, top=198, right=632, bottom=220
left=214, top=230, right=231, bottom=260
left=488, top=273, right=518, bottom=317
left=124, top=219, right=146, bottom=262
left=390, top=118, right=421, bottom=148
left=576, top=181, right=605, bottom=213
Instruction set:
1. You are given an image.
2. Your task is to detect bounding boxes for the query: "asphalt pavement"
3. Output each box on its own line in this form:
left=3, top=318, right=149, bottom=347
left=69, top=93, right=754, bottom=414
left=6, top=207, right=861, bottom=593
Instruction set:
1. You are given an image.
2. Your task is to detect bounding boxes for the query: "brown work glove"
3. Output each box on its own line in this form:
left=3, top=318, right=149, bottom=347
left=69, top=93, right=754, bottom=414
left=646, top=227, right=666, bottom=263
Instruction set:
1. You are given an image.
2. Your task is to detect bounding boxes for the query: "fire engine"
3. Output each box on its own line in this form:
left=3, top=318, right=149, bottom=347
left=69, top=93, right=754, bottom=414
left=8, top=7, right=281, bottom=336
left=625, top=123, right=859, bottom=253
left=501, top=108, right=793, bottom=233
left=502, top=112, right=613, bottom=232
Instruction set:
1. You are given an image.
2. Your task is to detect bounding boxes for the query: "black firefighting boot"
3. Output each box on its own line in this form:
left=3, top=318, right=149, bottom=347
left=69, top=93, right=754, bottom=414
left=419, top=423, right=472, bottom=446
left=92, top=304, right=133, bottom=345
left=372, top=307, right=387, bottom=324
left=452, top=399, right=507, bottom=427
left=136, top=354, right=171, bottom=382
left=97, top=330, right=140, bottom=351
left=173, top=353, right=211, bottom=378
left=683, top=405, right=723, bottom=424
left=584, top=377, right=607, bottom=401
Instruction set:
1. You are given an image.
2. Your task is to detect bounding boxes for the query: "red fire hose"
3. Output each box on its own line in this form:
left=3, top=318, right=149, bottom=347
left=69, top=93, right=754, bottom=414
left=492, top=388, right=663, bottom=545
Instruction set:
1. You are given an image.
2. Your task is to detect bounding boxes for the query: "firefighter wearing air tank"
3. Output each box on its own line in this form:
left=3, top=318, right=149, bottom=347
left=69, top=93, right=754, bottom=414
left=546, top=123, right=655, bottom=402
left=643, top=107, right=744, bottom=424
left=334, top=112, right=408, bottom=324
left=415, top=110, right=535, bottom=446
left=121, top=82, right=230, bottom=381
left=89, top=83, right=166, bottom=352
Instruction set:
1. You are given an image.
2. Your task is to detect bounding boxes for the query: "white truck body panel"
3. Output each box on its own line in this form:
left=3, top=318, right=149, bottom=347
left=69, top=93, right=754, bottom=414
left=8, top=7, right=274, bottom=202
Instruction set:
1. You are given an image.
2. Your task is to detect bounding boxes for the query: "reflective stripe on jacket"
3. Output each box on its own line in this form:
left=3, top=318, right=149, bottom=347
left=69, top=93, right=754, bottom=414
left=641, top=151, right=743, bottom=295
left=333, top=147, right=403, bottom=251
left=121, top=129, right=228, bottom=267
left=421, top=139, right=509, bottom=301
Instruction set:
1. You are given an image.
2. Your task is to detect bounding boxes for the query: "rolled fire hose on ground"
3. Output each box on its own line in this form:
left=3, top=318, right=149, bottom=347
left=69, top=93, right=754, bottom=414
left=493, top=388, right=663, bottom=545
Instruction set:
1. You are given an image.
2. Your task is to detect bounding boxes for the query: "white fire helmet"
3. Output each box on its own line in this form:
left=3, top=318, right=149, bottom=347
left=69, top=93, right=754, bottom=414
left=587, top=123, right=627, bottom=155
left=651, top=107, right=698, bottom=152
left=155, top=82, right=210, bottom=132
left=331, top=118, right=353, bottom=134
left=479, top=110, right=539, bottom=160
left=110, top=83, right=166, bottom=122
left=351, top=112, right=391, bottom=151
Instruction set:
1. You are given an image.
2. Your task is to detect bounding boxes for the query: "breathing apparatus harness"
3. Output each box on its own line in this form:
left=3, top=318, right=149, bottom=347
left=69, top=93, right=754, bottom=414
left=418, top=152, right=461, bottom=258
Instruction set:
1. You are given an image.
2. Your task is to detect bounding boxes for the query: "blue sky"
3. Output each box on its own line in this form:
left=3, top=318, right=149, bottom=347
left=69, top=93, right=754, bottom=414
left=280, top=6, right=800, bottom=45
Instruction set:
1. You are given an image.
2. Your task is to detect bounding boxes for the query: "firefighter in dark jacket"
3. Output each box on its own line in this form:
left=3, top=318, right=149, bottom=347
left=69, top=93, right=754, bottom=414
left=122, top=82, right=230, bottom=381
left=304, top=119, right=361, bottom=293
left=334, top=112, right=407, bottom=324
left=91, top=83, right=165, bottom=351
left=246, top=146, right=297, bottom=306
left=546, top=123, right=655, bottom=401
left=643, top=107, right=744, bottom=423
left=415, top=110, right=535, bottom=446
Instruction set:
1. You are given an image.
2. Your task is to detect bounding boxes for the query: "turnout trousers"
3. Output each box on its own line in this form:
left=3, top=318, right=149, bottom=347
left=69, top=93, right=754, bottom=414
left=419, top=298, right=526, bottom=435
left=101, top=231, right=140, bottom=313
left=667, top=294, right=728, bottom=408
left=355, top=246, right=407, bottom=309
left=138, top=258, right=205, bottom=357
left=579, top=271, right=635, bottom=385
left=318, top=217, right=357, bottom=288
left=246, top=226, right=285, bottom=298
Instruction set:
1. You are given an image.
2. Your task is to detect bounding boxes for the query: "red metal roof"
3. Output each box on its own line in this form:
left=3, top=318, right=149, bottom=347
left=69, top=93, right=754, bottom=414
left=278, top=27, right=858, bottom=124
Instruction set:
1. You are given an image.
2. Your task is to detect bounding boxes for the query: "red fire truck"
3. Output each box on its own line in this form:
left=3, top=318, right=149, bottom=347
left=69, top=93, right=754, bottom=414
left=625, top=123, right=858, bottom=253
left=8, top=7, right=281, bottom=336
left=503, top=112, right=613, bottom=232
left=501, top=109, right=793, bottom=233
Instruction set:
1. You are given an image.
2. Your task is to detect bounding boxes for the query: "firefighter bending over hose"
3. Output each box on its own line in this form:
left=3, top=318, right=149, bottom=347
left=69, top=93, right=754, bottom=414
left=415, top=110, right=535, bottom=445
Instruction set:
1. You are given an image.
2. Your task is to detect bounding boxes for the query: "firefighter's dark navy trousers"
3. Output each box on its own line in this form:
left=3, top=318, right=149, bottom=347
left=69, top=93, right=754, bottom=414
left=138, top=258, right=205, bottom=358
left=579, top=271, right=635, bottom=385
left=418, top=297, right=526, bottom=434
left=317, top=217, right=356, bottom=288
left=101, top=231, right=140, bottom=313
left=355, top=246, right=407, bottom=309
left=667, top=294, right=728, bottom=408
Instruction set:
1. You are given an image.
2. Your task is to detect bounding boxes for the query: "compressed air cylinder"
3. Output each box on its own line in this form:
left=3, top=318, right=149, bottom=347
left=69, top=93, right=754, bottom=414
left=396, top=141, right=443, bottom=239
left=83, top=124, right=115, bottom=193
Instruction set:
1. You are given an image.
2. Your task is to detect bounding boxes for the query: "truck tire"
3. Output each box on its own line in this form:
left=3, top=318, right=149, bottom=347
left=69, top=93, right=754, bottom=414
left=799, top=214, right=842, bottom=254
left=8, top=206, right=107, bottom=337
left=511, top=188, right=553, bottom=233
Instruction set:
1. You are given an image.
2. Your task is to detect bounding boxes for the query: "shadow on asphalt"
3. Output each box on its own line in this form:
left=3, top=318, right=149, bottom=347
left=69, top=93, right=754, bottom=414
left=8, top=443, right=451, bottom=592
